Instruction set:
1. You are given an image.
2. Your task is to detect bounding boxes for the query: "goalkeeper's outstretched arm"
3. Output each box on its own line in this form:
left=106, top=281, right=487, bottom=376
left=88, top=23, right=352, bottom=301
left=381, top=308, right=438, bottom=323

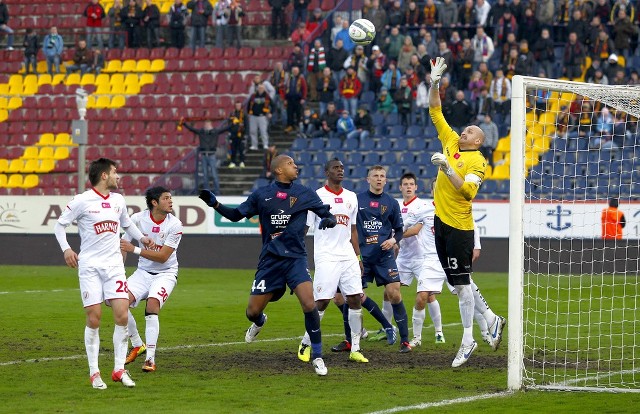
left=429, top=76, right=441, bottom=109
left=429, top=57, right=447, bottom=109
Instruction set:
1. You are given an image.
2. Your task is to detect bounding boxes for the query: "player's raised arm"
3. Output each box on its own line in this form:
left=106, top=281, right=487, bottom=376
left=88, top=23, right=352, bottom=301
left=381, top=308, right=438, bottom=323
left=198, top=189, right=247, bottom=222
left=428, top=57, right=457, bottom=147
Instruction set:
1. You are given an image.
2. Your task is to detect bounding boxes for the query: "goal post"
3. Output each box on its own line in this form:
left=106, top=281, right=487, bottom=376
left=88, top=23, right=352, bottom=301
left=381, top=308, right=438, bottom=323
left=508, top=76, right=640, bottom=392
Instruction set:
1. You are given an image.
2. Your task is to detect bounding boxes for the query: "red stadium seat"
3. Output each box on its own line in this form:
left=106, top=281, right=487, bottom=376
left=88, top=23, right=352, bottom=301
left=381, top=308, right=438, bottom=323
left=179, top=48, right=194, bottom=59
left=194, top=48, right=209, bottom=59
left=135, top=176, right=151, bottom=191
left=117, top=147, right=134, bottom=160
left=238, top=47, right=253, bottom=58
left=149, top=48, right=164, bottom=59
left=165, top=48, right=179, bottom=59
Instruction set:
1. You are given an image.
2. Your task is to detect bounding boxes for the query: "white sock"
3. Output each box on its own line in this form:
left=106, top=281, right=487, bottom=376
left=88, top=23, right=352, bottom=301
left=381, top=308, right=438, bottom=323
left=472, top=282, right=497, bottom=326
left=382, top=300, right=393, bottom=326
left=85, top=326, right=100, bottom=376
left=348, top=308, right=363, bottom=352
left=301, top=310, right=324, bottom=347
left=427, top=300, right=443, bottom=333
left=145, top=314, right=159, bottom=363
left=412, top=307, right=425, bottom=339
left=127, top=310, right=144, bottom=348
left=455, top=284, right=475, bottom=345
left=113, top=324, right=128, bottom=371
left=474, top=309, right=489, bottom=335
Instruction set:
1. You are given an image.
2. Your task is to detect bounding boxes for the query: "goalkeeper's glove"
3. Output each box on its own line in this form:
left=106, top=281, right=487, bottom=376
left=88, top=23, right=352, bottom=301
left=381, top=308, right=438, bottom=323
left=198, top=189, right=218, bottom=207
left=430, top=57, right=447, bottom=87
left=318, top=217, right=337, bottom=230
left=431, top=152, right=455, bottom=176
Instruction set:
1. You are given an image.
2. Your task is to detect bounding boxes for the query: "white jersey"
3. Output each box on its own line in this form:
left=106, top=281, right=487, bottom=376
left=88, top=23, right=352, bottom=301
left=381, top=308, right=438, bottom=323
left=57, top=189, right=132, bottom=267
left=307, top=185, right=358, bottom=263
left=398, top=197, right=438, bottom=261
left=124, top=210, right=183, bottom=273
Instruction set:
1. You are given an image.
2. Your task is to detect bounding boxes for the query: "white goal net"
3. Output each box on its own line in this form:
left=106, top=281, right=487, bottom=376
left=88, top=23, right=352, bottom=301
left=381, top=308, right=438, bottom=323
left=508, top=76, right=640, bottom=392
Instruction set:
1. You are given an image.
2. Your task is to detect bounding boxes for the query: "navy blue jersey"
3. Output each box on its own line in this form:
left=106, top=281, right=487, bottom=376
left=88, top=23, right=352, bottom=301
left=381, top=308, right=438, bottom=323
left=237, top=181, right=332, bottom=259
left=356, top=190, right=403, bottom=263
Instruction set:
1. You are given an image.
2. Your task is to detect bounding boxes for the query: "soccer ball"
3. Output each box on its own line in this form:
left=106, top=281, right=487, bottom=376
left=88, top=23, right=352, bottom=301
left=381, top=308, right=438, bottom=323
left=349, top=19, right=376, bottom=46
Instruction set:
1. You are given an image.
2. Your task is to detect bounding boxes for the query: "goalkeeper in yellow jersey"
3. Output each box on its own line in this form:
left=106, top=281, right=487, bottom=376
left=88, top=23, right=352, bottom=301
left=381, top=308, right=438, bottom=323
left=428, top=57, right=505, bottom=368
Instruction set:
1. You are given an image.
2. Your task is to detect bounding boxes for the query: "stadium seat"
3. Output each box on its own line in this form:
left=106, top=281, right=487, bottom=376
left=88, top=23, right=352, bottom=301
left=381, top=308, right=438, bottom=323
left=37, top=159, right=55, bottom=173
left=21, top=147, right=39, bottom=160
left=6, top=174, right=23, bottom=188
left=0, top=173, right=6, bottom=186
left=0, top=159, right=8, bottom=173
left=37, top=133, right=55, bottom=146
left=21, top=174, right=38, bottom=189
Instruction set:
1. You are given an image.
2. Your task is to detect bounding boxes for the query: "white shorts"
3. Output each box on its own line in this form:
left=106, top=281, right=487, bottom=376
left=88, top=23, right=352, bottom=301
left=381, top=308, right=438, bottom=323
left=398, top=259, right=423, bottom=286
left=416, top=259, right=446, bottom=294
left=127, top=268, right=178, bottom=309
left=78, top=265, right=128, bottom=307
left=313, top=258, right=363, bottom=300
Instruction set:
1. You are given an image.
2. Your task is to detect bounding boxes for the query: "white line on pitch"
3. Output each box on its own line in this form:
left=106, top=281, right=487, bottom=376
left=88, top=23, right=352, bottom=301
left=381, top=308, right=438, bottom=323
left=0, top=322, right=462, bottom=367
left=365, top=391, right=514, bottom=414
left=0, top=289, right=78, bottom=295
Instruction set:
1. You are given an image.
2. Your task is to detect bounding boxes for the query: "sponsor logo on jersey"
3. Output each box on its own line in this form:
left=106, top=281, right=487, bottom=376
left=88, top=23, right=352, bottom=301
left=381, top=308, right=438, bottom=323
left=363, top=219, right=382, bottom=231
left=335, top=198, right=343, bottom=203
left=88, top=210, right=100, bottom=214
left=335, top=214, right=350, bottom=226
left=152, top=226, right=160, bottom=233
left=113, top=206, right=121, bottom=214
left=369, top=201, right=379, bottom=208
left=365, top=235, right=379, bottom=244
left=402, top=207, right=408, bottom=213
left=270, top=231, right=283, bottom=239
left=381, top=205, right=387, bottom=215
left=454, top=153, right=460, bottom=159
left=270, top=213, right=291, bottom=225
left=457, top=161, right=464, bottom=168
left=94, top=220, right=118, bottom=234
left=290, top=196, right=297, bottom=207
left=276, top=191, right=287, bottom=199
left=101, top=202, right=111, bottom=208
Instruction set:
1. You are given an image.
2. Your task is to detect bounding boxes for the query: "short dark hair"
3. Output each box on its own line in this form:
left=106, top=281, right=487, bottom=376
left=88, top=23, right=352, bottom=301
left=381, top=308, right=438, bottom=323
left=145, top=186, right=171, bottom=211
left=324, top=157, right=342, bottom=172
left=88, top=158, right=117, bottom=186
left=400, top=172, right=417, bottom=184
left=609, top=198, right=619, bottom=208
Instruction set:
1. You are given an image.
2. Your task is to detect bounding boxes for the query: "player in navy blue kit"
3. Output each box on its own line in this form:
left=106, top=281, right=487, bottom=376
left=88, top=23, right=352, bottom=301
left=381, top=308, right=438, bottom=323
left=198, top=154, right=337, bottom=376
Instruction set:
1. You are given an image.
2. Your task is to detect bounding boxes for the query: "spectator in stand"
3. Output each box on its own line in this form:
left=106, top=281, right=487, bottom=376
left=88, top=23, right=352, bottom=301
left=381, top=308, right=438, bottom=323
left=23, top=28, right=38, bottom=74
left=299, top=107, right=319, bottom=137
left=447, top=90, right=474, bottom=134
left=475, top=0, right=492, bottom=27
left=386, top=1, right=404, bottom=32
left=478, top=62, right=493, bottom=88
left=228, top=101, right=247, bottom=168
left=584, top=57, right=602, bottom=81
left=269, top=0, right=289, bottom=40
left=108, top=0, right=125, bottom=50
left=591, top=29, right=615, bottom=60
left=563, top=32, right=586, bottom=81
left=518, top=8, right=539, bottom=46
left=593, top=0, right=611, bottom=22
left=495, top=9, right=518, bottom=47
left=339, top=66, right=362, bottom=118
left=398, top=36, right=417, bottom=73
left=182, top=119, right=221, bottom=193
left=366, top=45, right=387, bottom=94
left=314, top=101, right=339, bottom=138
left=604, top=53, right=624, bottom=80
left=612, top=9, right=638, bottom=60
left=408, top=53, right=425, bottom=80
left=479, top=113, right=499, bottom=168
left=290, top=21, right=311, bottom=45
left=336, top=110, right=356, bottom=139
left=290, top=0, right=311, bottom=34
left=384, top=26, right=403, bottom=63
left=457, top=38, right=474, bottom=90
left=609, top=0, right=635, bottom=25
left=330, top=14, right=343, bottom=45
left=458, top=0, right=478, bottom=33
left=567, top=10, right=588, bottom=42
left=403, top=1, right=423, bottom=40
left=487, top=0, right=509, bottom=37
left=416, top=72, right=430, bottom=127
left=334, top=19, right=355, bottom=53
left=365, top=0, right=387, bottom=46
left=422, top=0, right=439, bottom=37
left=262, top=144, right=278, bottom=180
left=499, top=32, right=518, bottom=65
left=66, top=39, right=93, bottom=76
left=515, top=39, right=534, bottom=76
left=214, top=0, right=230, bottom=47
left=628, top=70, right=639, bottom=85
left=588, top=68, right=609, bottom=84
left=226, top=0, right=244, bottom=49
left=472, top=26, right=494, bottom=68
left=439, top=0, right=458, bottom=40
left=533, top=28, right=555, bottom=78
left=327, top=38, right=349, bottom=85
left=287, top=43, right=306, bottom=70
left=285, top=65, right=307, bottom=133
left=90, top=47, right=105, bottom=74
left=474, top=86, right=494, bottom=118
left=419, top=29, right=438, bottom=59
left=489, top=68, right=511, bottom=118
left=142, top=0, right=161, bottom=48
left=84, top=0, right=105, bottom=50
left=168, top=0, right=188, bottom=49
left=535, top=0, right=555, bottom=28
left=509, top=0, right=525, bottom=23
left=188, top=0, right=213, bottom=50
left=249, top=74, right=276, bottom=101
left=43, top=26, right=63, bottom=75
left=348, top=105, right=373, bottom=142
left=121, top=0, right=143, bottom=48
left=248, top=84, right=273, bottom=150
left=602, top=198, right=626, bottom=240
left=377, top=87, right=397, bottom=115
left=611, top=68, right=627, bottom=85
left=270, top=61, right=287, bottom=126
left=394, top=76, right=413, bottom=129
left=344, top=45, right=369, bottom=92
left=317, top=67, right=337, bottom=116
left=468, top=71, right=485, bottom=101
left=436, top=39, right=453, bottom=75
left=0, top=0, right=14, bottom=50
left=381, top=61, right=402, bottom=96
left=306, top=8, right=327, bottom=40
left=307, top=38, right=327, bottom=102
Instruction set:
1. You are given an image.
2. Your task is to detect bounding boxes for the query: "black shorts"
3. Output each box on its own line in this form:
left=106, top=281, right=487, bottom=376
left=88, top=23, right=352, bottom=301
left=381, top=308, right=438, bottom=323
left=434, top=215, right=474, bottom=286
left=362, top=252, right=400, bottom=288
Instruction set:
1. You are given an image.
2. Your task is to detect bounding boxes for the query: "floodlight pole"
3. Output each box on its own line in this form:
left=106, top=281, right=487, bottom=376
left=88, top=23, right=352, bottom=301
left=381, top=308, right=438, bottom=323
left=73, top=88, right=89, bottom=194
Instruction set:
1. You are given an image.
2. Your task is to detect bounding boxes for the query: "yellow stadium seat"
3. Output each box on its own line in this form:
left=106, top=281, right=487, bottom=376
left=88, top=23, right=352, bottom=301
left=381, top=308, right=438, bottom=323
left=36, top=61, right=48, bottom=74
left=37, top=74, right=52, bottom=86
left=160, top=2, right=172, bottom=13
left=23, top=82, right=38, bottom=95
left=51, top=74, right=66, bottom=85
left=120, top=59, right=137, bottom=72
left=538, top=111, right=555, bottom=125
left=7, top=159, right=25, bottom=173
left=37, top=159, right=55, bottom=173
left=53, top=146, right=70, bottom=160
left=81, top=73, right=96, bottom=86
left=149, top=59, right=165, bottom=72
left=8, top=75, right=23, bottom=86
left=38, top=147, right=55, bottom=160
left=0, top=159, right=8, bottom=173
left=54, top=133, right=73, bottom=146
left=110, top=95, right=126, bottom=108
left=8, top=83, right=23, bottom=95
left=124, top=83, right=140, bottom=95
left=86, top=95, right=97, bottom=109
left=95, top=83, right=110, bottom=95
left=136, top=59, right=151, bottom=72
left=7, top=97, right=22, bottom=110
left=24, top=74, right=38, bottom=87
left=0, top=97, right=7, bottom=109
left=37, top=133, right=55, bottom=146
left=110, top=83, right=125, bottom=94
left=65, top=73, right=81, bottom=85
left=104, top=60, right=122, bottom=73
left=532, top=136, right=552, bottom=151
left=139, top=73, right=154, bottom=86
left=0, top=109, right=7, bottom=122
left=124, top=73, right=139, bottom=86
left=491, top=164, right=510, bottom=180
left=0, top=174, right=6, bottom=187
left=21, top=147, right=39, bottom=160
left=95, top=73, right=110, bottom=86
left=21, top=174, right=39, bottom=189
left=618, top=56, right=625, bottom=67
left=0, top=84, right=7, bottom=95
left=110, top=73, right=125, bottom=86
left=95, top=95, right=111, bottom=109
left=525, top=150, right=540, bottom=168
left=7, top=174, right=24, bottom=188
left=22, top=159, right=40, bottom=173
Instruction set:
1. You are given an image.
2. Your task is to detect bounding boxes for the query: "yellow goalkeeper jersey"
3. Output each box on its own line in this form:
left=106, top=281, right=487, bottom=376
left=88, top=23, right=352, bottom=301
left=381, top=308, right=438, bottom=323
left=430, top=105, right=486, bottom=230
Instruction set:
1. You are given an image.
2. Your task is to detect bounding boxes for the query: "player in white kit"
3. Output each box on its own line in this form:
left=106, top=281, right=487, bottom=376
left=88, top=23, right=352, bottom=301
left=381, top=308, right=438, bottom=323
left=120, top=186, right=183, bottom=372
left=298, top=158, right=369, bottom=363
left=54, top=158, right=153, bottom=389
left=395, top=173, right=447, bottom=347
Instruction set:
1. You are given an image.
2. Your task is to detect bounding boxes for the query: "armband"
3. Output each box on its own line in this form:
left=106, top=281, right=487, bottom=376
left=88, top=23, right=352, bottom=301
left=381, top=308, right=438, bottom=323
left=357, top=255, right=362, bottom=262
left=133, top=247, right=142, bottom=255
left=464, top=173, right=482, bottom=185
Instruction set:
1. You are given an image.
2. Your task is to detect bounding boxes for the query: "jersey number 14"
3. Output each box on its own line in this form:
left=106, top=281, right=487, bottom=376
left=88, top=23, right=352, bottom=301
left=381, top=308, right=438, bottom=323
left=252, top=279, right=267, bottom=293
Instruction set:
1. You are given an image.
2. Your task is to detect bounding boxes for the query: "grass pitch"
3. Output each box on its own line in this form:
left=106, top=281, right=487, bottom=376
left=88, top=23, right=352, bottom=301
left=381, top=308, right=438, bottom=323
left=1, top=265, right=639, bottom=413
